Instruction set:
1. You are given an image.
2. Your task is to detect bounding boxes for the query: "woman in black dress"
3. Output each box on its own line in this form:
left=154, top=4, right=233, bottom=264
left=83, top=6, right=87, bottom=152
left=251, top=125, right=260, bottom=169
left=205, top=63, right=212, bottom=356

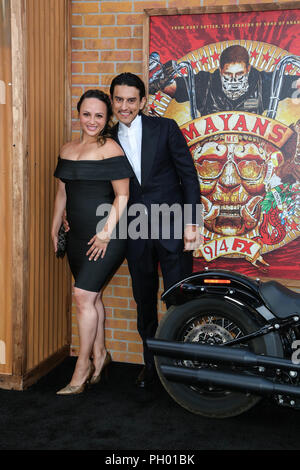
left=52, top=90, right=133, bottom=395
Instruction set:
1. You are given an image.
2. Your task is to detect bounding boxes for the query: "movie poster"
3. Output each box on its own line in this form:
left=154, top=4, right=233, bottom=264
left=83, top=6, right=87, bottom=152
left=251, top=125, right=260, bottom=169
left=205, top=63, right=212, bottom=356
left=148, top=7, right=300, bottom=279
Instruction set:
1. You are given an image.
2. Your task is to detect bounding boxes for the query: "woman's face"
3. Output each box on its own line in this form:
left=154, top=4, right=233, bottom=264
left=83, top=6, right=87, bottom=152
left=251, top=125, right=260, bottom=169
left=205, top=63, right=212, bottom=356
left=79, top=97, right=108, bottom=138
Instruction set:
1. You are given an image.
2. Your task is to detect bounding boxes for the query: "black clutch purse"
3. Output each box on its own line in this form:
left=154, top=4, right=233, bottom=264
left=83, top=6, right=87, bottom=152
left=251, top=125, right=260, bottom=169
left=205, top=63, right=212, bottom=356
left=56, top=224, right=68, bottom=258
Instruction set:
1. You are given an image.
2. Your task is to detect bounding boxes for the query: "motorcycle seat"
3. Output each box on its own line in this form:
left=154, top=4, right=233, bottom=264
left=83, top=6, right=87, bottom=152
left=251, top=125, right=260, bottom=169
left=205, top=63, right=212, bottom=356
left=259, top=280, right=300, bottom=319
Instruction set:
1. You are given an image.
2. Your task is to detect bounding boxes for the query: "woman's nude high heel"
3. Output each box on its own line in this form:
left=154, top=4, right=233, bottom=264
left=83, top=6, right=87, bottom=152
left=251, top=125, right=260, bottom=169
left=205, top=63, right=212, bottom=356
left=90, top=351, right=112, bottom=385
left=56, top=361, right=95, bottom=395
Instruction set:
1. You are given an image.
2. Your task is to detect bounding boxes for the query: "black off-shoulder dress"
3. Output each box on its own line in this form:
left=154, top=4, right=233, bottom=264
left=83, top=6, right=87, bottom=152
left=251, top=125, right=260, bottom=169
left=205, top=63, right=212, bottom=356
left=54, top=156, right=133, bottom=292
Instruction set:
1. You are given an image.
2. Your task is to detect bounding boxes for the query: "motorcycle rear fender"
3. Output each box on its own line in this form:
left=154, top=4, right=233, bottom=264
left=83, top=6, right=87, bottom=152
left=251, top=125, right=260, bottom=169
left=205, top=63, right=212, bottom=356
left=162, top=269, right=276, bottom=322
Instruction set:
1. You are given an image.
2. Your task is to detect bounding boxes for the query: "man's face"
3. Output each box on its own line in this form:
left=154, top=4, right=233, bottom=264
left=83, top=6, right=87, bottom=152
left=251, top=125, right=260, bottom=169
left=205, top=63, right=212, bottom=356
left=220, top=62, right=250, bottom=100
left=111, top=85, right=146, bottom=127
left=220, top=62, right=250, bottom=81
left=193, top=140, right=272, bottom=236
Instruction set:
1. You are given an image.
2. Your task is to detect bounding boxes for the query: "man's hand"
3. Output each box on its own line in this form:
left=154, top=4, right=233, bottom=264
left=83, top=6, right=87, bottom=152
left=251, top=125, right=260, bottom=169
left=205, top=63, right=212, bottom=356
left=184, top=225, right=203, bottom=251
left=86, top=234, right=110, bottom=261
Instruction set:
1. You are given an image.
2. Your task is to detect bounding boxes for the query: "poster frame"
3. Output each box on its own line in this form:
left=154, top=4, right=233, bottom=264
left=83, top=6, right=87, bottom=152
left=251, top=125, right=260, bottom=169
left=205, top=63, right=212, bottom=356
left=142, top=2, right=300, bottom=284
left=143, top=2, right=300, bottom=88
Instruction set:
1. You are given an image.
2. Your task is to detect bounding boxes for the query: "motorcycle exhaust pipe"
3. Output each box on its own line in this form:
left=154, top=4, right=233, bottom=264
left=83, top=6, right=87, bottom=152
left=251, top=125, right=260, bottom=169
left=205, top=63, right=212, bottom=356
left=160, top=364, right=300, bottom=398
left=147, top=339, right=300, bottom=372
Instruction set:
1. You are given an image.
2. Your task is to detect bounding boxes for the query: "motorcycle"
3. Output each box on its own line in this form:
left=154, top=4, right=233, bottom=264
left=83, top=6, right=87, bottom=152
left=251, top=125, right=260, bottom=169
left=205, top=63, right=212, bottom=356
left=147, top=269, right=300, bottom=418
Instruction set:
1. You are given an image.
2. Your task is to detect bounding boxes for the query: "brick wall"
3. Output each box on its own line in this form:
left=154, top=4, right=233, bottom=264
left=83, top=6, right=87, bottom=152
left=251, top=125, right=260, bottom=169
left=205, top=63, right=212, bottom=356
left=70, top=0, right=289, bottom=363
left=71, top=0, right=170, bottom=363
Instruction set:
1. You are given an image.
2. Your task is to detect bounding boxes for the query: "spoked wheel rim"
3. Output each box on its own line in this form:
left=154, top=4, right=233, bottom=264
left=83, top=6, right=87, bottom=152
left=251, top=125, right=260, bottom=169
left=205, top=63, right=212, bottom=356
left=155, top=298, right=282, bottom=417
left=174, top=312, right=248, bottom=397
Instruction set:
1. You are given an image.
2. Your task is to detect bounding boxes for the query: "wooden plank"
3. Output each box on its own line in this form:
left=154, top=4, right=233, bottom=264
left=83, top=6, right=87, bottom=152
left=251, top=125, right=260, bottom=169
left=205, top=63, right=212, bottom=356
left=0, top=0, right=13, bottom=375
left=0, top=345, right=69, bottom=390
left=144, top=2, right=300, bottom=17
left=10, top=0, right=28, bottom=378
left=25, top=0, right=72, bottom=373
left=26, top=0, right=34, bottom=371
left=23, top=345, right=70, bottom=390
left=0, top=0, right=71, bottom=388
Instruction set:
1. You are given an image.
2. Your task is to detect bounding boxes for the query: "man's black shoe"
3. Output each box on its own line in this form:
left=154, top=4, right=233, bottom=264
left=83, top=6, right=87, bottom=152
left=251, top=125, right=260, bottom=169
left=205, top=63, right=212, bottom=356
left=135, top=365, right=156, bottom=389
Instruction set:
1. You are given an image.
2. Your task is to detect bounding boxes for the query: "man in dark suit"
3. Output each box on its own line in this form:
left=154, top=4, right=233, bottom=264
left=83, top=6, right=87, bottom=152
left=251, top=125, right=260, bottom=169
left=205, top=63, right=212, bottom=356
left=110, top=73, right=201, bottom=389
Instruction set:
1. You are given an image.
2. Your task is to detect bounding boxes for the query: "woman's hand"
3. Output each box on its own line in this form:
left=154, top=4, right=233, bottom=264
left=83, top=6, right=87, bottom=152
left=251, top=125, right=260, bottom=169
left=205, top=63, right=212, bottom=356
left=51, top=231, right=58, bottom=254
left=62, top=210, right=70, bottom=232
left=51, top=180, right=67, bottom=255
left=86, top=233, right=110, bottom=261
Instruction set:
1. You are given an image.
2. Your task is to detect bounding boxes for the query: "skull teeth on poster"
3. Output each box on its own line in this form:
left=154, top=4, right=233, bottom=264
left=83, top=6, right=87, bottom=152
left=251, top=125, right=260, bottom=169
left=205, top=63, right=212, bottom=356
left=148, top=8, right=300, bottom=279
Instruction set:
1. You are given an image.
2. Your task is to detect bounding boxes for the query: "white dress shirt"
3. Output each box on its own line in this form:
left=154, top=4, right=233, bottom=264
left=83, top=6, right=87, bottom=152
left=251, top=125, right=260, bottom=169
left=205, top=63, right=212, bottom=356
left=118, top=115, right=142, bottom=184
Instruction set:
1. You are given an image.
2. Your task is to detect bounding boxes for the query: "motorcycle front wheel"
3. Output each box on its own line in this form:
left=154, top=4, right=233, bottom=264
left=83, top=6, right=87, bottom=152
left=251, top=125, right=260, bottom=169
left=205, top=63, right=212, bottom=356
left=155, top=297, right=282, bottom=418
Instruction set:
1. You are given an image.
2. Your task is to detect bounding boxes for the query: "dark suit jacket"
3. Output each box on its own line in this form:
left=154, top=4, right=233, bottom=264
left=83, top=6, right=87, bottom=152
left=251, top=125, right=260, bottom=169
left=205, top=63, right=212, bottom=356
left=112, top=113, right=201, bottom=260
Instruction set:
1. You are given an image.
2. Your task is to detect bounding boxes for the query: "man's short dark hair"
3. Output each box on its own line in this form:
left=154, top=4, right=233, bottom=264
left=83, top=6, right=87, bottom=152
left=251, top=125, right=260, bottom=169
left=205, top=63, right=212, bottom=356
left=220, top=45, right=250, bottom=69
left=110, top=73, right=146, bottom=100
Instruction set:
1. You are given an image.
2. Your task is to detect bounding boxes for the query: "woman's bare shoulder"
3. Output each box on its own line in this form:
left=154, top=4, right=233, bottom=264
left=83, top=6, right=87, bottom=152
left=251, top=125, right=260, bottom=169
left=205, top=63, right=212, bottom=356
left=60, top=139, right=80, bottom=158
left=102, top=138, right=124, bottom=158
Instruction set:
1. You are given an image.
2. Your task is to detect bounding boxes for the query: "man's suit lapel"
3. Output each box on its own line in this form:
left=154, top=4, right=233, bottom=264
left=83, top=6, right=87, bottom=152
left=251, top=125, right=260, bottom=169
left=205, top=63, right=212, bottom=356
left=141, top=114, right=160, bottom=187
left=112, top=122, right=139, bottom=186
left=112, top=115, right=160, bottom=187
left=111, top=122, right=120, bottom=144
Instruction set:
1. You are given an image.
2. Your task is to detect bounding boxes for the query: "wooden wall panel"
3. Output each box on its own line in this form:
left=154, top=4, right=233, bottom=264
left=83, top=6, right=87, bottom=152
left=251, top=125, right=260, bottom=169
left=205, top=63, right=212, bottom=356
left=25, top=0, right=71, bottom=372
left=0, top=0, right=13, bottom=374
